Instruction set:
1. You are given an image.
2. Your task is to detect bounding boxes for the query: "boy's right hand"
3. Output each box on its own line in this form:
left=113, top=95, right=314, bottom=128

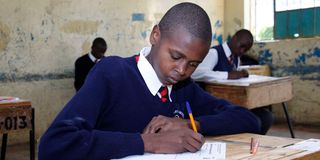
left=228, top=70, right=249, bottom=79
left=141, top=128, right=204, bottom=153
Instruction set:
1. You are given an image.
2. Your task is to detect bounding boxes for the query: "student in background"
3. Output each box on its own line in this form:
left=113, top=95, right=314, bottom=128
left=191, top=29, right=273, bottom=135
left=191, top=29, right=252, bottom=81
left=74, top=37, right=107, bottom=91
left=39, top=3, right=260, bottom=160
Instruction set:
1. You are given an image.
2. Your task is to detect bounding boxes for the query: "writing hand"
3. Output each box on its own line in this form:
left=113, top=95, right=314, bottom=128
left=228, top=70, right=249, bottom=79
left=143, top=115, right=196, bottom=134
left=141, top=128, right=204, bottom=153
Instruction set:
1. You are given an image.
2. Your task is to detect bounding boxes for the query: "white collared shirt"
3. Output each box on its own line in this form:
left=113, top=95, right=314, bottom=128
left=191, top=42, right=240, bottom=81
left=137, top=47, right=172, bottom=101
left=88, top=52, right=102, bottom=63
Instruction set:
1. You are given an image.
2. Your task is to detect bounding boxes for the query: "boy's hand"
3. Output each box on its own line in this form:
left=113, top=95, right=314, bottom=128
left=228, top=70, right=249, bottom=79
left=141, top=129, right=204, bottom=153
left=143, top=115, right=196, bottom=134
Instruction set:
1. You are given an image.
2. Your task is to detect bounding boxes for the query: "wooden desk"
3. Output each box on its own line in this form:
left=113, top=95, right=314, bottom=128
left=208, top=133, right=320, bottom=159
left=204, top=76, right=295, bottom=138
left=0, top=98, right=35, bottom=160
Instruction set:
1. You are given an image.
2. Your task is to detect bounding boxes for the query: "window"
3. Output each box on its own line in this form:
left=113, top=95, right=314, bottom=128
left=246, top=0, right=274, bottom=41
left=274, top=0, right=320, bottom=39
left=246, top=0, right=320, bottom=41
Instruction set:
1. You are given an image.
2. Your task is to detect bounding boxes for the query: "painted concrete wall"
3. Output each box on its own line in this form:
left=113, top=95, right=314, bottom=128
left=248, top=38, right=320, bottom=125
left=224, top=0, right=244, bottom=40
left=0, top=0, right=224, bottom=144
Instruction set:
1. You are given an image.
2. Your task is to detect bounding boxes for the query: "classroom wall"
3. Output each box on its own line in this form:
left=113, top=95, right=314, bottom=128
left=0, top=0, right=224, bottom=145
left=224, top=0, right=244, bottom=39
left=248, top=38, right=320, bottom=126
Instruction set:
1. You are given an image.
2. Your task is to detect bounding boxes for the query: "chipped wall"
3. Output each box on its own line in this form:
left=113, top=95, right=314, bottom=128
left=248, top=38, right=320, bottom=125
left=0, top=0, right=224, bottom=144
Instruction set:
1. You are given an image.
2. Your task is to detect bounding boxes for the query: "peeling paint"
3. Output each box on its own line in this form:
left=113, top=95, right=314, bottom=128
left=141, top=31, right=147, bottom=39
left=132, top=13, right=145, bottom=21
left=295, top=47, right=320, bottom=65
left=214, top=20, right=222, bottom=28
left=0, top=71, right=73, bottom=83
left=258, top=49, right=272, bottom=65
left=0, top=22, right=10, bottom=51
left=212, top=33, right=223, bottom=45
left=273, top=65, right=320, bottom=81
left=61, top=20, right=99, bottom=35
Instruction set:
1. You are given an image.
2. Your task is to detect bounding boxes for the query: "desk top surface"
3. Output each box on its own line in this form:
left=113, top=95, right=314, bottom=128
left=208, top=133, right=320, bottom=160
left=206, top=75, right=292, bottom=87
left=0, top=97, right=31, bottom=107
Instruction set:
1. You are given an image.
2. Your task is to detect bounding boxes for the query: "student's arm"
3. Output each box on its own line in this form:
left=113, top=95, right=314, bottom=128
left=191, top=48, right=229, bottom=81
left=39, top=62, right=144, bottom=160
left=190, top=83, right=260, bottom=135
left=141, top=81, right=260, bottom=136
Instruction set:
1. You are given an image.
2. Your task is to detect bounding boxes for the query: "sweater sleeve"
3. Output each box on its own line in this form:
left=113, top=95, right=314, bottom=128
left=39, top=61, right=144, bottom=160
left=188, top=82, right=261, bottom=135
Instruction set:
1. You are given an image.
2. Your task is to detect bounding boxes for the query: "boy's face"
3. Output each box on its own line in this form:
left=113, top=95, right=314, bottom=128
left=148, top=25, right=209, bottom=85
left=230, top=36, right=252, bottom=57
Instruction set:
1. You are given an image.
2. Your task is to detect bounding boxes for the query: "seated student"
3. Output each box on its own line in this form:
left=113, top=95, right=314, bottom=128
left=191, top=29, right=273, bottom=135
left=74, top=37, right=107, bottom=91
left=39, top=3, right=260, bottom=160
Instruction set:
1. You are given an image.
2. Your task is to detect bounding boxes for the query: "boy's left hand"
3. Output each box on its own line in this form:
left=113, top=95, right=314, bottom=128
left=143, top=115, right=194, bottom=134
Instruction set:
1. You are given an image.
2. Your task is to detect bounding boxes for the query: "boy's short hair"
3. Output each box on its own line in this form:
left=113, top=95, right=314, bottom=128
left=159, top=2, right=212, bottom=45
left=92, top=37, right=107, bottom=49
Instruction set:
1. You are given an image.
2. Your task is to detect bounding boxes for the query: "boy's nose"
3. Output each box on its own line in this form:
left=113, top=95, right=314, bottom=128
left=176, top=62, right=188, bottom=76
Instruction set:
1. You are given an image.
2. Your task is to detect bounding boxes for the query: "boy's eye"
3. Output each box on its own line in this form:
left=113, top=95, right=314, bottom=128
left=189, top=62, right=199, bottom=68
left=171, top=54, right=181, bottom=60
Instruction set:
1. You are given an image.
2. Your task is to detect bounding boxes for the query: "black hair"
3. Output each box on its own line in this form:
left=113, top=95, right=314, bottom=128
left=234, top=29, right=253, bottom=44
left=92, top=37, right=107, bottom=49
left=158, top=2, right=212, bottom=45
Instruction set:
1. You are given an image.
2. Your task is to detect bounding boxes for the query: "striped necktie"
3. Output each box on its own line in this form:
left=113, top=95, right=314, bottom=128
left=158, top=86, right=169, bottom=102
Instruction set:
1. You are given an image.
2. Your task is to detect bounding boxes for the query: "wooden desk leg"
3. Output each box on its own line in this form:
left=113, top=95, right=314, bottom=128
left=1, top=134, right=8, bottom=160
left=282, top=102, right=295, bottom=138
left=29, top=108, right=35, bottom=160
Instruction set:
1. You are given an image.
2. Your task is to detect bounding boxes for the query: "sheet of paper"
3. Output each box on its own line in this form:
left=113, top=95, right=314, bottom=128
left=286, top=138, right=320, bottom=151
left=0, top=96, right=20, bottom=103
left=210, top=75, right=280, bottom=86
left=114, top=142, right=226, bottom=160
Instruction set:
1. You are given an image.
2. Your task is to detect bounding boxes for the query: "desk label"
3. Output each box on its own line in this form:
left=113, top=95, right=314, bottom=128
left=0, top=106, right=32, bottom=133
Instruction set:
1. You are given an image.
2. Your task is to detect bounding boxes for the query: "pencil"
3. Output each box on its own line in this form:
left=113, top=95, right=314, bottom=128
left=186, top=101, right=198, bottom=133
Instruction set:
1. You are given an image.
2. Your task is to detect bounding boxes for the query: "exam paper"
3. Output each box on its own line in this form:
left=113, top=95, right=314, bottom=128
left=211, top=75, right=280, bottom=86
left=114, top=142, right=226, bottom=160
left=286, top=138, right=320, bottom=152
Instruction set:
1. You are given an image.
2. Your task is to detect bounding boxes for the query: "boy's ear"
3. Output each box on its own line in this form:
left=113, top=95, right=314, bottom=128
left=150, top=25, right=161, bottom=45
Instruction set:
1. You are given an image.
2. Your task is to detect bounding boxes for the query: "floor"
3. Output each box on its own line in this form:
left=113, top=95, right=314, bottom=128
left=2, top=123, right=320, bottom=160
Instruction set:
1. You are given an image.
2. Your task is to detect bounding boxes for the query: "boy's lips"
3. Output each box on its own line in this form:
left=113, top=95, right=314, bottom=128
left=167, top=77, right=178, bottom=84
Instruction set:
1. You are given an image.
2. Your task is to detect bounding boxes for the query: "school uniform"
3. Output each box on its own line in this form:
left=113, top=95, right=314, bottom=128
left=39, top=47, right=260, bottom=160
left=191, top=42, right=240, bottom=81
left=74, top=52, right=102, bottom=91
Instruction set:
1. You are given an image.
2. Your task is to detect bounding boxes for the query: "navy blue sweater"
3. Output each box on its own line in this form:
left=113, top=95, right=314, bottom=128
left=39, top=55, right=260, bottom=160
left=213, top=44, right=238, bottom=71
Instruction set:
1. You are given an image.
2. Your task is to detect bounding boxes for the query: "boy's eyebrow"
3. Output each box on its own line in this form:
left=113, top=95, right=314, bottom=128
left=171, top=48, right=203, bottom=63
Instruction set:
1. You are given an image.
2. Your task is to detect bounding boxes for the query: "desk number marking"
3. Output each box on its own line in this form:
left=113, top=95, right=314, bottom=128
left=0, top=116, right=27, bottom=130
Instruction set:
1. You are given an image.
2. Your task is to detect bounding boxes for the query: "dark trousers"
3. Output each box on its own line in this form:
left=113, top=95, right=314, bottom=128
left=251, top=106, right=274, bottom=135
